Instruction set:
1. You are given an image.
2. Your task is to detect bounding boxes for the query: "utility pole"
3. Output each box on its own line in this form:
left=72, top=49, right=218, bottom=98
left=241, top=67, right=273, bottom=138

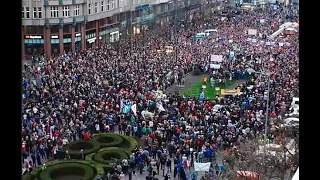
left=174, top=0, right=178, bottom=62
left=129, top=0, right=133, bottom=53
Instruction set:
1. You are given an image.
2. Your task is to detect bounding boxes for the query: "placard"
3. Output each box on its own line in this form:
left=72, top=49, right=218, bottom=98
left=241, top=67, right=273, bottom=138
left=210, top=55, right=223, bottom=62
left=251, top=39, right=257, bottom=43
left=210, top=64, right=221, bottom=69
left=248, top=29, right=257, bottom=36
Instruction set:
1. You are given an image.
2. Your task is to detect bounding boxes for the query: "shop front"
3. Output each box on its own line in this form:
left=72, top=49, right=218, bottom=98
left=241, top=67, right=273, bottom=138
left=50, top=35, right=60, bottom=54
left=75, top=33, right=81, bottom=51
left=99, top=27, right=120, bottom=43
left=63, top=34, right=72, bottom=52
left=86, top=30, right=96, bottom=48
left=24, top=35, right=44, bottom=55
left=110, top=31, right=120, bottom=42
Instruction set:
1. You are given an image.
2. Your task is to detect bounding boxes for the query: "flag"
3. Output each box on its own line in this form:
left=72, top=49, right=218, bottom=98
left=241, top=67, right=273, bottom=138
left=199, top=92, right=205, bottom=100
left=131, top=104, right=137, bottom=116
left=49, top=129, right=53, bottom=140
left=120, top=98, right=124, bottom=111
left=123, top=105, right=131, bottom=113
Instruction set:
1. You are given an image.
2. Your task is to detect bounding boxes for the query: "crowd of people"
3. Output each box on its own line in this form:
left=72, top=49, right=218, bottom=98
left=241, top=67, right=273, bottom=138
left=22, top=3, right=299, bottom=180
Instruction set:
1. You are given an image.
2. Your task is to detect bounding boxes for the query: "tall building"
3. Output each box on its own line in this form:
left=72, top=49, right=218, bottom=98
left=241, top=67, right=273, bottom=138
left=22, top=0, right=223, bottom=58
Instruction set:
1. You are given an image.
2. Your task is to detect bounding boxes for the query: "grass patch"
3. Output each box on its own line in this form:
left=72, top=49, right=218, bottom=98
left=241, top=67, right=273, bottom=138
left=183, top=79, right=236, bottom=99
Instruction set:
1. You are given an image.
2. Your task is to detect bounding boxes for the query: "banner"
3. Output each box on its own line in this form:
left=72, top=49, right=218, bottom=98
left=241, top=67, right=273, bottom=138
left=210, top=55, right=223, bottom=62
left=194, top=162, right=211, bottom=172
left=210, top=64, right=221, bottom=69
left=248, top=29, right=257, bottom=36
left=220, top=88, right=241, bottom=96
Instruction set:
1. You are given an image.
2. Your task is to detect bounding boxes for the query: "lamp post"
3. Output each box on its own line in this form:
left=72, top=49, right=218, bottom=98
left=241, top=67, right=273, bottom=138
left=174, top=0, right=178, bottom=62
left=251, top=70, right=270, bottom=165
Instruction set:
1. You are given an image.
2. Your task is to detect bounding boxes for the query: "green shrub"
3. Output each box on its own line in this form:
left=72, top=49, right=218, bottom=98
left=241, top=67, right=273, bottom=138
left=39, top=162, right=95, bottom=180
left=119, top=134, right=138, bottom=152
left=93, top=147, right=128, bottom=165
left=93, top=133, right=124, bottom=148
left=86, top=153, right=115, bottom=174
left=63, top=140, right=100, bottom=159
left=92, top=133, right=138, bottom=152
left=22, top=160, right=104, bottom=180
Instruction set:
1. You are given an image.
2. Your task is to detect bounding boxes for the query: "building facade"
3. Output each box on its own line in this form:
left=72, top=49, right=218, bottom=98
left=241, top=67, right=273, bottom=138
left=22, top=0, right=223, bottom=58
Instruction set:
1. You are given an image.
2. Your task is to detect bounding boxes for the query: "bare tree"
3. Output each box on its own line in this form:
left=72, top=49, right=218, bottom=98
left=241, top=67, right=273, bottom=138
left=215, top=133, right=299, bottom=180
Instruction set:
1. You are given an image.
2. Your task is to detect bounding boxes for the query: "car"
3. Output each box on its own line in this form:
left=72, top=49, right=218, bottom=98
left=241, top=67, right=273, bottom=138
left=212, top=104, right=223, bottom=113
left=284, top=117, right=299, bottom=128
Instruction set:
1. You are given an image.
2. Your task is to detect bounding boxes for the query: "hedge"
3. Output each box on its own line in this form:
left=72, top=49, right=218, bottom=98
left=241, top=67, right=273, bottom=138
left=86, top=153, right=115, bottom=174
left=39, top=162, right=95, bottom=180
left=119, top=134, right=138, bottom=153
left=93, top=133, right=124, bottom=148
left=92, top=133, right=138, bottom=152
left=63, top=140, right=101, bottom=159
left=22, top=160, right=104, bottom=180
left=93, top=147, right=129, bottom=165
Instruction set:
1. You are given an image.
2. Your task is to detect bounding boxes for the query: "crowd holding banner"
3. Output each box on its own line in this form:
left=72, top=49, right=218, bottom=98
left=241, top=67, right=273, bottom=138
left=22, top=3, right=299, bottom=180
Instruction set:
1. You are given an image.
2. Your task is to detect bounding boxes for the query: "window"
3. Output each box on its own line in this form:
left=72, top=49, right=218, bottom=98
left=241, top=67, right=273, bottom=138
left=26, top=7, right=30, bottom=18
left=74, top=5, right=80, bottom=16
left=107, top=0, right=110, bottom=10
left=22, top=7, right=25, bottom=18
left=50, top=6, right=59, bottom=18
left=95, top=2, right=98, bottom=13
left=101, top=1, right=104, bottom=12
left=63, top=6, right=70, bottom=17
left=38, top=7, right=42, bottom=18
left=33, top=7, right=37, bottom=18
left=111, top=0, right=115, bottom=9
left=88, top=4, right=91, bottom=14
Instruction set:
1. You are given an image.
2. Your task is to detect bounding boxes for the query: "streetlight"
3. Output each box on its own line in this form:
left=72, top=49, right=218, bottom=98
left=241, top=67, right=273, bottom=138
left=248, top=69, right=271, bottom=165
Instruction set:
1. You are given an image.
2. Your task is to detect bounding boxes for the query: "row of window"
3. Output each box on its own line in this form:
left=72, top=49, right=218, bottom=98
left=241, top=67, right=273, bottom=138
left=50, top=6, right=80, bottom=18
left=22, top=5, right=80, bottom=19
left=88, top=0, right=116, bottom=15
left=22, top=7, right=42, bottom=19
left=25, top=37, right=81, bottom=45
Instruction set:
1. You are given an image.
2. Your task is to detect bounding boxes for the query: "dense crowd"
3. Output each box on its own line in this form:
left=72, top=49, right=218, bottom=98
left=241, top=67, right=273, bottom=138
left=22, top=3, right=299, bottom=180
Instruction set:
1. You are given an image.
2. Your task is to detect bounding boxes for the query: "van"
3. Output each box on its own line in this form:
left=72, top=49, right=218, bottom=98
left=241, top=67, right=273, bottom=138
left=204, top=29, right=218, bottom=36
left=291, top=97, right=299, bottom=108
left=195, top=33, right=206, bottom=40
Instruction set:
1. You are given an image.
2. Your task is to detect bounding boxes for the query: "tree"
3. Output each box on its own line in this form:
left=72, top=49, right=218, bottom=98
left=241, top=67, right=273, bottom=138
left=215, top=133, right=299, bottom=180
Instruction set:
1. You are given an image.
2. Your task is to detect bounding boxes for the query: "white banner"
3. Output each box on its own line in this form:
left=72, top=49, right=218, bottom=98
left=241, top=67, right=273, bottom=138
left=248, top=29, right=257, bottom=36
left=210, top=55, right=223, bottom=62
left=210, top=64, right=221, bottom=69
left=131, top=104, right=137, bottom=116
left=194, top=162, right=211, bottom=172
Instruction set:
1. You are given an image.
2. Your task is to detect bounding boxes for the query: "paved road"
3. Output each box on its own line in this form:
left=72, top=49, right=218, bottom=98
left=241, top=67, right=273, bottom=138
left=165, top=73, right=207, bottom=94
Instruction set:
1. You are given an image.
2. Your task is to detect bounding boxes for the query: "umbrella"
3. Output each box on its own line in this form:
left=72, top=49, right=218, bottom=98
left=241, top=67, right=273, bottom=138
left=246, top=68, right=256, bottom=74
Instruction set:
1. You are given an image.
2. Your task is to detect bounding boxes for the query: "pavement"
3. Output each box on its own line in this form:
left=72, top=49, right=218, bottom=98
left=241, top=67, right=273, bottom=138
left=165, top=73, right=207, bottom=94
